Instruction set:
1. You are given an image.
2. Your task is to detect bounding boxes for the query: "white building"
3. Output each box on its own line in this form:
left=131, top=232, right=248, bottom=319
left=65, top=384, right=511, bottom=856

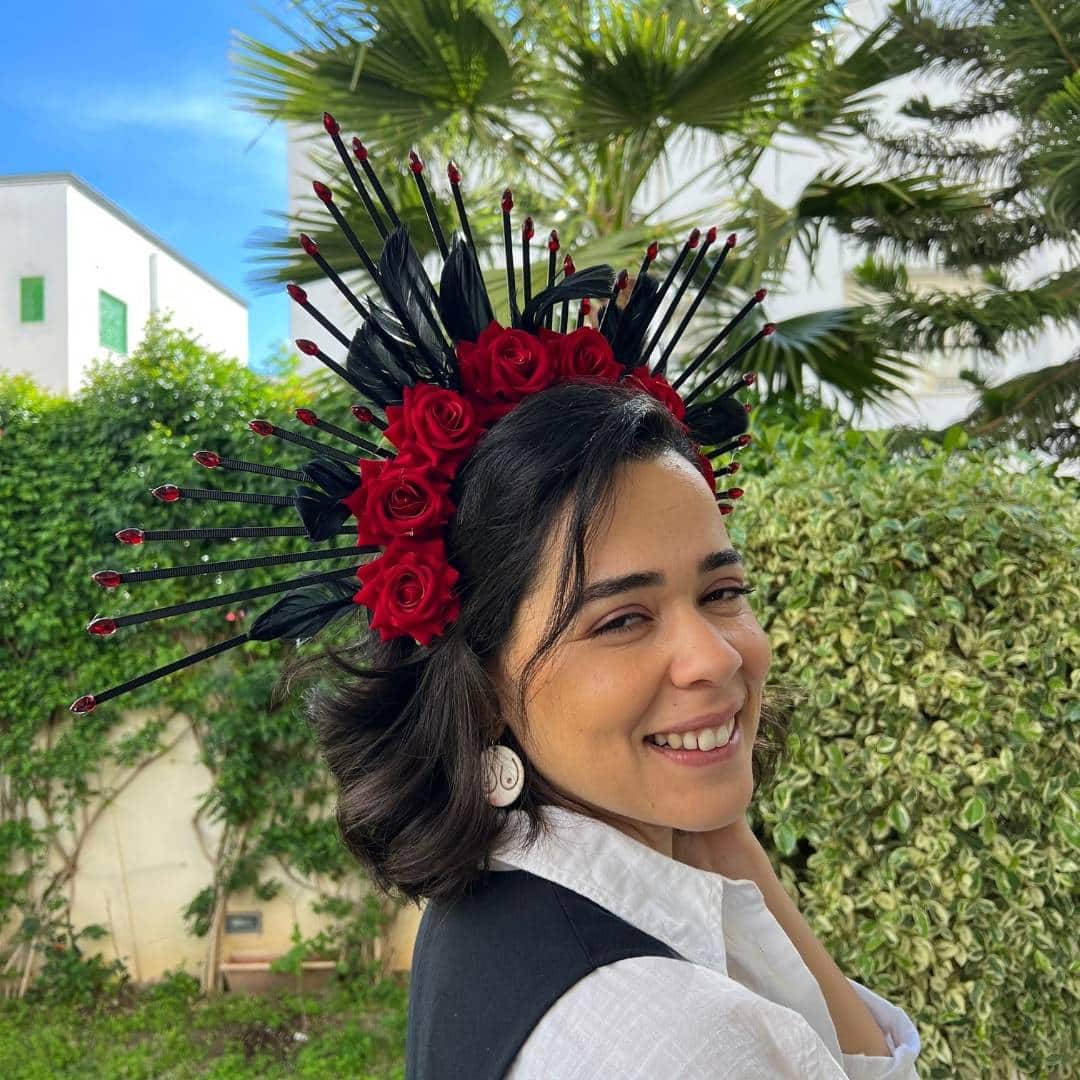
left=1, top=173, right=249, bottom=396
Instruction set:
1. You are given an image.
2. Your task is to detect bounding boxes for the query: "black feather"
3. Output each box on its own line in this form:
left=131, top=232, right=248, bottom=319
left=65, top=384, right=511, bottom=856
left=684, top=396, right=750, bottom=445
left=294, top=484, right=352, bottom=540
left=249, top=578, right=357, bottom=643
left=378, top=226, right=455, bottom=385
left=301, top=457, right=360, bottom=500
left=439, top=234, right=495, bottom=342
left=612, top=274, right=663, bottom=372
left=520, top=265, right=615, bottom=334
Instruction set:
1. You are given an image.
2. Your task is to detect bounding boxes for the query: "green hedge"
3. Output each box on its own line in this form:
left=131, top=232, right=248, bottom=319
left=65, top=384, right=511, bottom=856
left=734, top=423, right=1079, bottom=1079
left=2, top=329, right=1076, bottom=1077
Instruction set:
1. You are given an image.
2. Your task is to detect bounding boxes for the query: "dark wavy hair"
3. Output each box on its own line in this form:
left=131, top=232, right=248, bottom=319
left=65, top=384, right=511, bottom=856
left=292, top=381, right=789, bottom=905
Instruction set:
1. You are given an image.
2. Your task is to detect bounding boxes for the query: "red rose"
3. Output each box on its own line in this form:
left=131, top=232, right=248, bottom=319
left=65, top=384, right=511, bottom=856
left=383, top=383, right=484, bottom=478
left=456, top=320, right=556, bottom=404
left=549, top=326, right=622, bottom=383
left=344, top=458, right=456, bottom=545
left=625, top=365, right=686, bottom=421
left=353, top=537, right=461, bottom=646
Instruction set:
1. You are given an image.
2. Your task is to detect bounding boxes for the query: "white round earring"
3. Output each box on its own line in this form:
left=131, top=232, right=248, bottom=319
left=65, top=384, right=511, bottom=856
left=481, top=743, right=524, bottom=807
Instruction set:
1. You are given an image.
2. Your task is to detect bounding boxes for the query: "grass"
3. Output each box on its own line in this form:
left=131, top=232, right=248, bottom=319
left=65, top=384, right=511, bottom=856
left=0, top=970, right=410, bottom=1079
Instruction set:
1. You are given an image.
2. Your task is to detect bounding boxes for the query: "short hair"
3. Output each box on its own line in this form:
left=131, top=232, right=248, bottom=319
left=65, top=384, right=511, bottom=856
left=294, top=381, right=789, bottom=905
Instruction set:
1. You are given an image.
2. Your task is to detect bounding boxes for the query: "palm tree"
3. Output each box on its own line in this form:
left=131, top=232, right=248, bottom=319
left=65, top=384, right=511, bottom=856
left=228, top=0, right=1005, bottom=414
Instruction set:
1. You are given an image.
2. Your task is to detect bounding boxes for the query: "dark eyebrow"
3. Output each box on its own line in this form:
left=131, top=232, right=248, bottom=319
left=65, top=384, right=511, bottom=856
left=576, top=550, right=743, bottom=613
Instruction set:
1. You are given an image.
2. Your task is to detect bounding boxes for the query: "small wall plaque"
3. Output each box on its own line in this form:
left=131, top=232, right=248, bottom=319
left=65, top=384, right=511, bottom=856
left=225, top=911, right=262, bottom=934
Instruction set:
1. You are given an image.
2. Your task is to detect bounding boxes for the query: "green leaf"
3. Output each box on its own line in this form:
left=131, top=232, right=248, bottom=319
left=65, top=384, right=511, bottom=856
left=888, top=803, right=912, bottom=835
left=960, top=796, right=987, bottom=829
left=773, top=822, right=798, bottom=856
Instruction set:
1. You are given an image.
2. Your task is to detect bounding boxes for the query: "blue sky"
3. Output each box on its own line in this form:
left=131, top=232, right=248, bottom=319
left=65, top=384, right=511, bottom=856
left=2, top=1, right=311, bottom=373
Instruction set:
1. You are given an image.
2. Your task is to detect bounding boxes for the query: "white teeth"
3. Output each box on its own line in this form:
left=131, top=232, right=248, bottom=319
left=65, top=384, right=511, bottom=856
left=649, top=717, right=736, bottom=750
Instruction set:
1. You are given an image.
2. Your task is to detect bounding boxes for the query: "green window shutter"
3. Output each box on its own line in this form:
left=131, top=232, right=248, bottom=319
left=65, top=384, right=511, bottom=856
left=20, top=277, right=45, bottom=323
left=99, top=290, right=128, bottom=354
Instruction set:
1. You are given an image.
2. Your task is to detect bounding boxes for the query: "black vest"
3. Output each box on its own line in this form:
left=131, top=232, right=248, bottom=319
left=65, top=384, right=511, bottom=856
left=405, top=867, right=688, bottom=1079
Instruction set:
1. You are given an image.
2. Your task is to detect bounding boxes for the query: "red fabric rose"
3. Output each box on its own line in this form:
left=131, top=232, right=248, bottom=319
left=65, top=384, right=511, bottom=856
left=343, top=458, right=456, bottom=545
left=383, top=383, right=484, bottom=478
left=456, top=320, right=557, bottom=404
left=548, top=326, right=622, bottom=383
left=353, top=537, right=461, bottom=646
left=625, top=365, right=687, bottom=421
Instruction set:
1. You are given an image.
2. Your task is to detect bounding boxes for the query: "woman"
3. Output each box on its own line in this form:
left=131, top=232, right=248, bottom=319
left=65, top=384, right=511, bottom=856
left=73, top=117, right=922, bottom=1078
left=307, top=383, right=922, bottom=1079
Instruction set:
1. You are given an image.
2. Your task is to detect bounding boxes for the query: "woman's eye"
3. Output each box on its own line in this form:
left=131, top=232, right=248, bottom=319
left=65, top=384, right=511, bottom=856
left=592, top=585, right=756, bottom=637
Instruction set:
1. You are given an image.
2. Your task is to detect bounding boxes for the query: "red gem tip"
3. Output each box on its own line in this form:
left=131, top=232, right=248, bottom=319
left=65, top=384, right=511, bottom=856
left=323, top=112, right=340, bottom=136
left=688, top=228, right=701, bottom=248
left=351, top=404, right=374, bottom=423
left=548, top=228, right=560, bottom=252
left=616, top=269, right=630, bottom=289
left=92, top=570, right=122, bottom=589
left=706, top=226, right=718, bottom=243
left=743, top=371, right=757, bottom=385
left=754, top=288, right=767, bottom=302
left=501, top=188, right=514, bottom=213
left=351, top=137, right=368, bottom=161
left=152, top=484, right=181, bottom=503
left=738, top=434, right=753, bottom=447
left=296, top=408, right=318, bottom=426
left=744, top=402, right=753, bottom=414
left=296, top=338, right=319, bottom=356
left=194, top=450, right=221, bottom=469
left=87, top=618, right=118, bottom=637
left=286, top=282, right=307, bottom=303
left=726, top=233, right=737, bottom=248
left=408, top=149, right=424, bottom=175
left=717, top=503, right=734, bottom=516
left=313, top=180, right=334, bottom=204
left=299, top=233, right=319, bottom=256
left=726, top=487, right=745, bottom=500
left=115, top=528, right=144, bottom=545
left=563, top=254, right=576, bottom=276
left=728, top=461, right=742, bottom=474
left=70, top=694, right=97, bottom=714
left=581, top=298, right=592, bottom=314
left=523, top=216, right=535, bottom=240
left=646, top=241, right=659, bottom=261
left=763, top=323, right=776, bottom=336
left=249, top=419, right=274, bottom=437
left=447, top=161, right=461, bottom=185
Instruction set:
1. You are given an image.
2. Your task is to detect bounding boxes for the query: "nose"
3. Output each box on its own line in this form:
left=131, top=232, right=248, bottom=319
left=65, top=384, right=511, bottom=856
left=664, top=604, right=743, bottom=689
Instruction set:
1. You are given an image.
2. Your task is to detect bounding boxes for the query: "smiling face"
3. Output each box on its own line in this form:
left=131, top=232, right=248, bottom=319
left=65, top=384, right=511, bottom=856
left=493, top=450, right=771, bottom=856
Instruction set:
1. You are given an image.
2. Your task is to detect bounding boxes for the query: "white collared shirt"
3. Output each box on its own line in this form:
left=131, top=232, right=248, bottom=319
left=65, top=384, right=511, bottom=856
left=488, top=805, right=921, bottom=1079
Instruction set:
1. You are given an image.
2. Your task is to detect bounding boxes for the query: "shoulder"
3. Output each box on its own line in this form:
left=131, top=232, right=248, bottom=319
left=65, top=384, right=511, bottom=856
left=507, top=955, right=849, bottom=1080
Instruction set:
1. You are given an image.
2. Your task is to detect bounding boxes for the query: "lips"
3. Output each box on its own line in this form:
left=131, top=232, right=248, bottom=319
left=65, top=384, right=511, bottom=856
left=644, top=704, right=744, bottom=740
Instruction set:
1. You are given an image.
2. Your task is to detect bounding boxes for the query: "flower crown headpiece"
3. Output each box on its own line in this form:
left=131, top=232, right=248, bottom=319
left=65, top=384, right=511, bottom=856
left=70, top=112, right=773, bottom=715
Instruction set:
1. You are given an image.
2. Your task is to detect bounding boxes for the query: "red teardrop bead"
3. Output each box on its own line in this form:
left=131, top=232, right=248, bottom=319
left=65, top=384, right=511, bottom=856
left=87, top=618, right=118, bottom=636
left=725, top=487, right=745, bottom=500
left=116, top=528, right=144, bottom=544
left=352, top=137, right=368, bottom=161
left=296, top=408, right=318, bottom=426
left=616, top=269, right=629, bottom=289
left=323, top=112, right=340, bottom=136
left=728, top=461, right=741, bottom=474
left=93, top=570, right=122, bottom=589
left=313, top=181, right=333, bottom=204
left=737, top=434, right=752, bottom=447
left=523, top=216, right=535, bottom=240
left=688, top=228, right=701, bottom=248
left=70, top=694, right=97, bottom=714
left=706, top=227, right=718, bottom=243
left=548, top=228, right=560, bottom=252
left=563, top=254, right=576, bottom=276
left=447, top=161, right=461, bottom=185
left=409, top=149, right=424, bottom=175
left=299, top=233, right=319, bottom=256
left=743, top=371, right=757, bottom=385
left=646, top=241, right=659, bottom=260
left=295, top=339, right=319, bottom=356
left=717, top=503, right=734, bottom=516
left=501, top=188, right=514, bottom=213
left=351, top=405, right=374, bottom=424
left=744, top=402, right=753, bottom=414
left=194, top=450, right=221, bottom=469
left=152, top=484, right=181, bottom=502
left=754, top=288, right=767, bottom=302
left=726, top=233, right=737, bottom=248
left=580, top=298, right=592, bottom=314
left=286, top=283, right=307, bottom=303
left=249, top=419, right=274, bottom=437
left=763, top=323, right=776, bottom=336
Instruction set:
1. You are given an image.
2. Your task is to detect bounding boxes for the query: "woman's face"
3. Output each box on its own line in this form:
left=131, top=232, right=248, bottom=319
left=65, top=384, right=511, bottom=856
left=495, top=451, right=771, bottom=857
